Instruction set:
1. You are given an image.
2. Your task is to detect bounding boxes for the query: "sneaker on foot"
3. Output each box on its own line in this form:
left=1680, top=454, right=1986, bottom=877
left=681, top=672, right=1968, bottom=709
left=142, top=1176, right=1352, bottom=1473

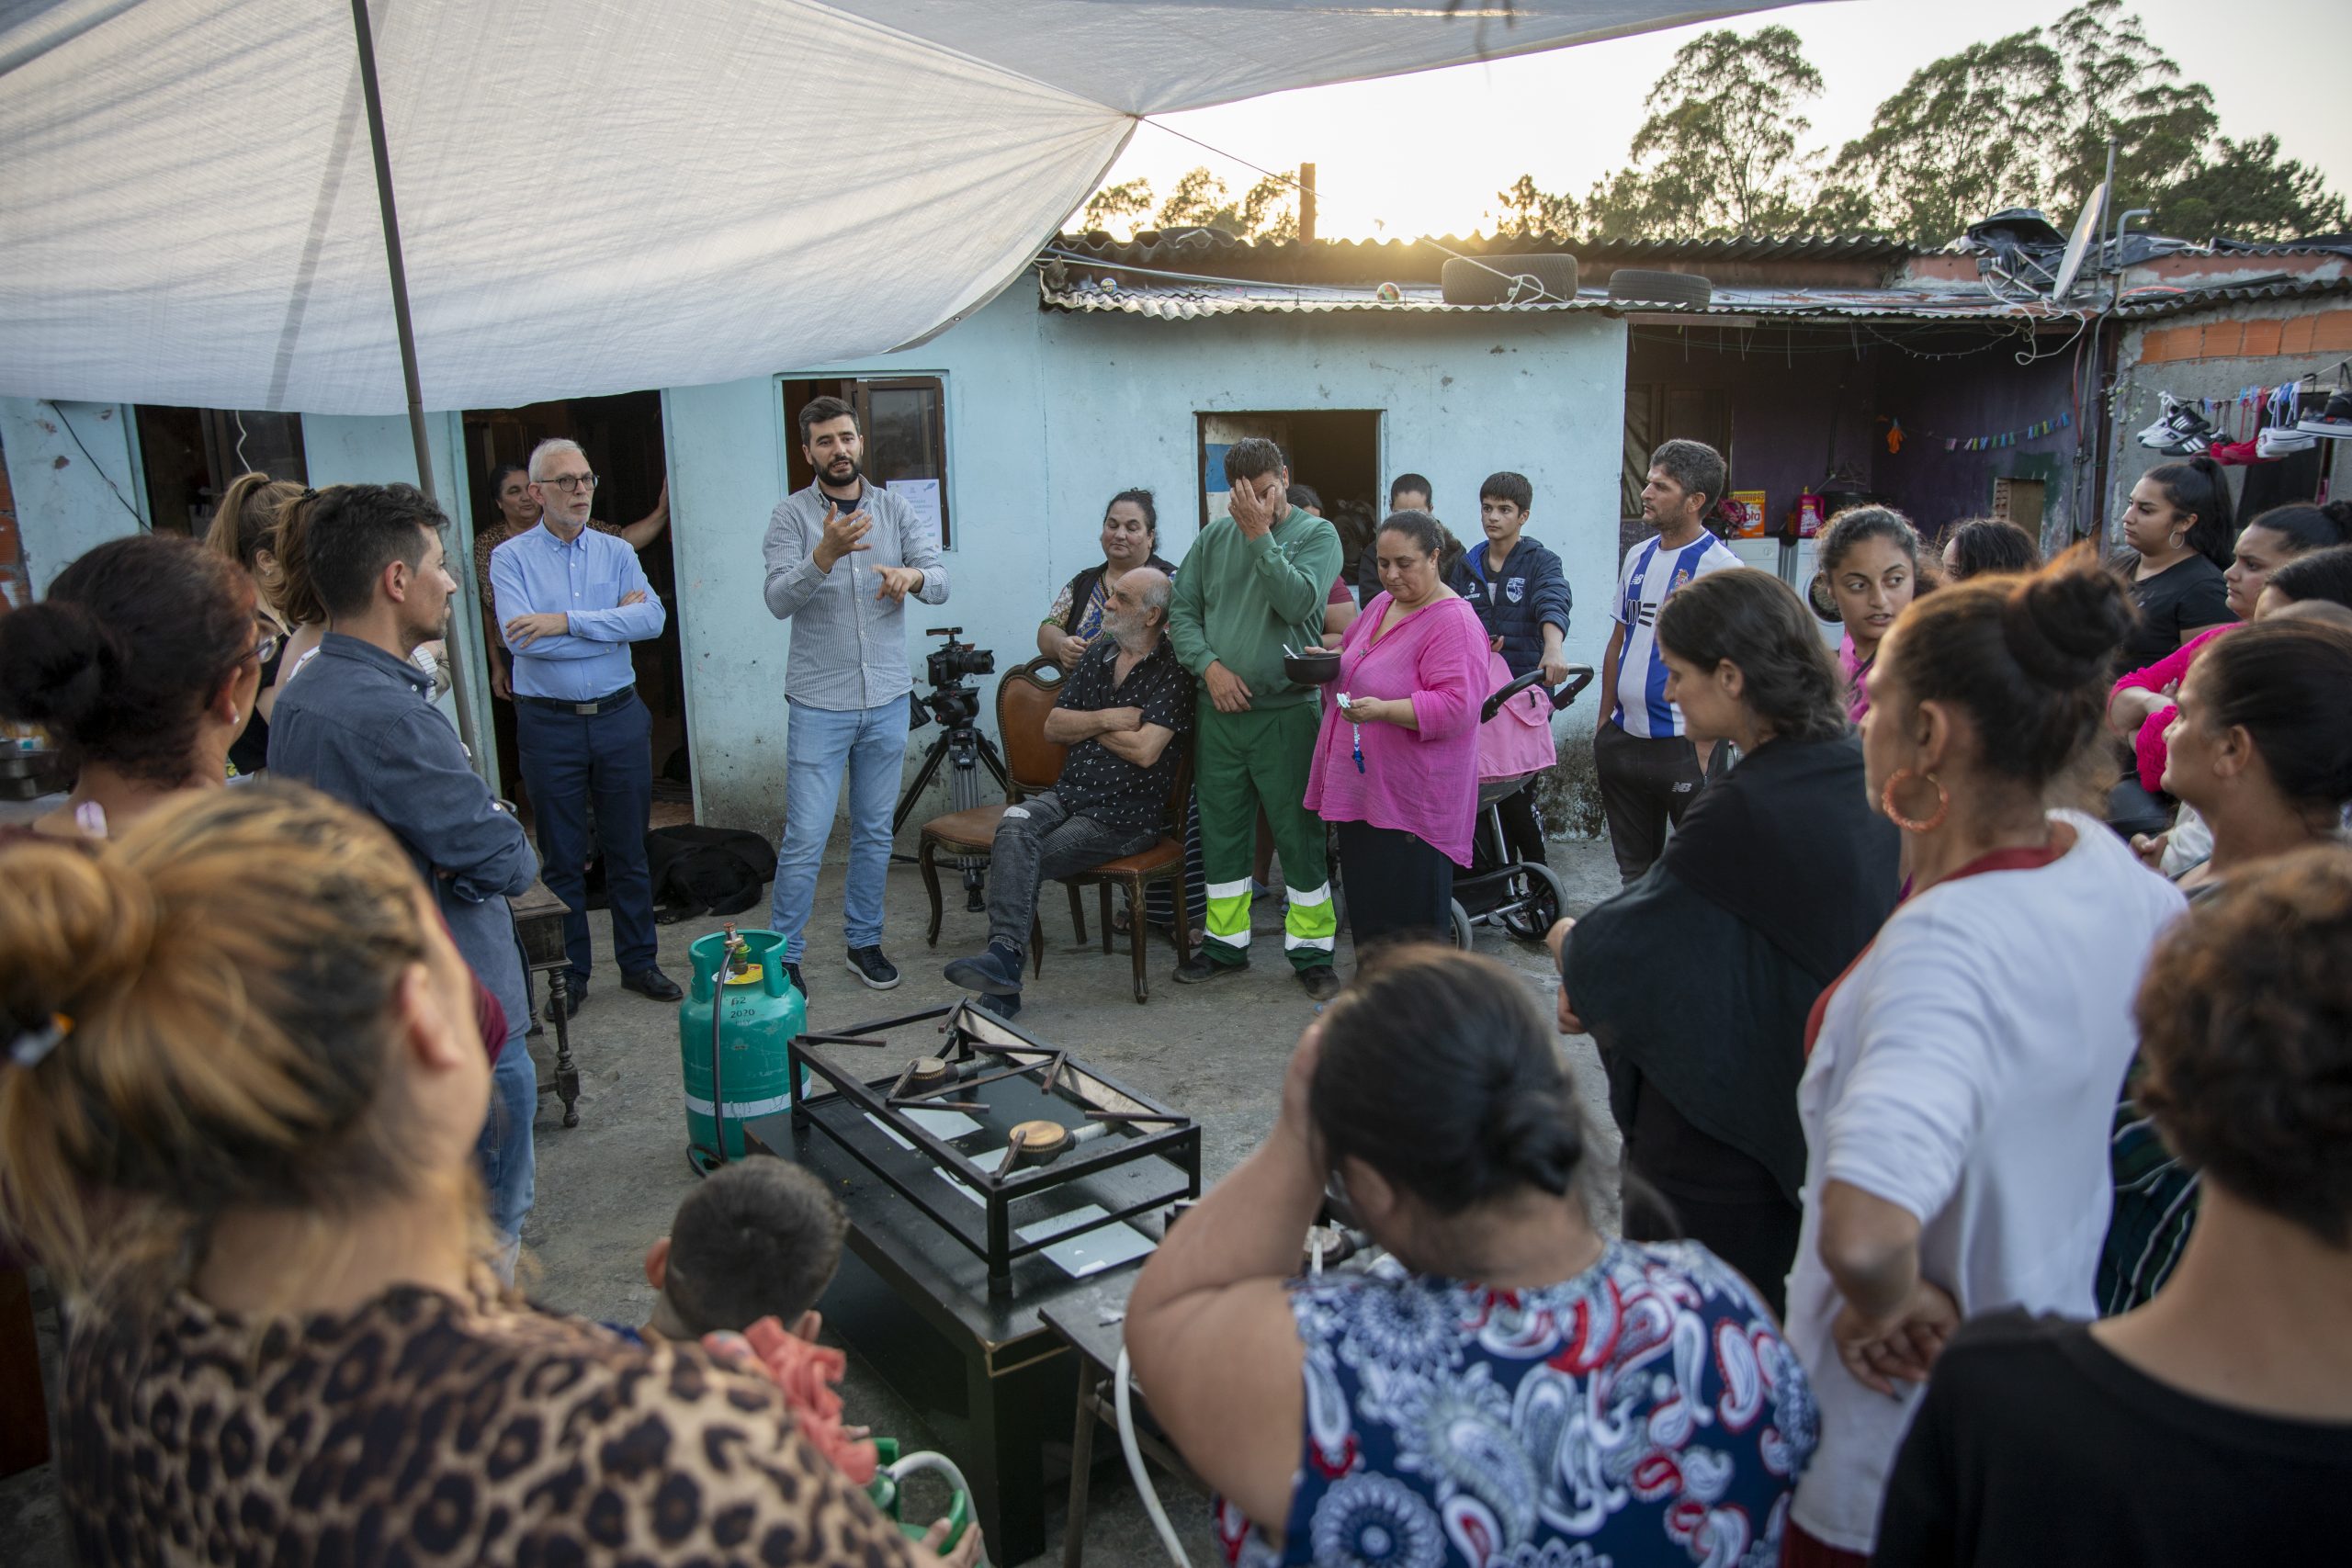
left=783, top=962, right=808, bottom=999
left=973, top=991, right=1023, bottom=1021
left=944, top=940, right=1025, bottom=997
left=1173, top=953, right=1249, bottom=985
left=846, top=945, right=901, bottom=990
left=1295, top=965, right=1343, bottom=1002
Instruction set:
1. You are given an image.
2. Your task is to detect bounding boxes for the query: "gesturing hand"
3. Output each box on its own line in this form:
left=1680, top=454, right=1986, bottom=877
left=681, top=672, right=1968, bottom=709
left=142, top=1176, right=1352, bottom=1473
left=503, top=611, right=569, bottom=649
left=873, top=565, right=925, bottom=602
left=813, top=502, right=873, bottom=571
left=1204, top=660, right=1252, bottom=714
left=1833, top=1279, right=1961, bottom=1396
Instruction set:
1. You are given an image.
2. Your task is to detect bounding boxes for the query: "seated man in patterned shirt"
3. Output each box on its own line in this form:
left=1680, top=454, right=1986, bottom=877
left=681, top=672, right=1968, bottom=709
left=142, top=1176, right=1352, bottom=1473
left=944, top=567, right=1190, bottom=1018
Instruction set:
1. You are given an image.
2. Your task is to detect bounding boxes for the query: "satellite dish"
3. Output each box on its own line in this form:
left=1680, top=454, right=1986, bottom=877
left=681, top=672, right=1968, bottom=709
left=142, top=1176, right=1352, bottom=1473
left=2049, top=182, right=2108, bottom=302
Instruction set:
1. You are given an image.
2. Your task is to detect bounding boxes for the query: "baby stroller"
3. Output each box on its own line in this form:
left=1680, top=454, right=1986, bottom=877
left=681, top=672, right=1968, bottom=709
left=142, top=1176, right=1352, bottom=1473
left=1447, top=659, right=1595, bottom=949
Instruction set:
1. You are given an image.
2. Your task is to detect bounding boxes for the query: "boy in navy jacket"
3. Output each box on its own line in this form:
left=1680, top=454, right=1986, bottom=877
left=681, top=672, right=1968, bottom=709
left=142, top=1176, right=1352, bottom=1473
left=1464, top=470, right=1570, bottom=869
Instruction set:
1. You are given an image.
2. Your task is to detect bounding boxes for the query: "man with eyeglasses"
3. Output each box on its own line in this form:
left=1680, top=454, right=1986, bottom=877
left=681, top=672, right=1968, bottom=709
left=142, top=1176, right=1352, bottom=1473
left=762, top=394, right=949, bottom=1000
left=489, top=437, right=682, bottom=1019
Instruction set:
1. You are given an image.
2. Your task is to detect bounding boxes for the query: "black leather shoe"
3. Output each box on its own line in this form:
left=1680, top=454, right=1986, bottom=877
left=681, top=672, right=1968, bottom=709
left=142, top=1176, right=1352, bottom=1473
left=1172, top=953, right=1249, bottom=985
left=621, top=966, right=684, bottom=1003
left=1295, top=965, right=1343, bottom=1003
left=545, top=981, right=586, bottom=1022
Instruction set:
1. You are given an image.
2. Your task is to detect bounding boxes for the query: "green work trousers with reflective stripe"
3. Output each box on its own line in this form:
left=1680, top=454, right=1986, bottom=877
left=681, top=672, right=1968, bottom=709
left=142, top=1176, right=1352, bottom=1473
left=1193, top=700, right=1335, bottom=972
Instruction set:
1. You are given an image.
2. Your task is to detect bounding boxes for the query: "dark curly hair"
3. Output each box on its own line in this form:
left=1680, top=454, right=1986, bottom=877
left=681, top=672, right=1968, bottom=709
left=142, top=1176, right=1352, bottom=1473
left=1877, top=544, right=2136, bottom=791
left=1657, top=568, right=1849, bottom=744
left=2134, top=847, right=2352, bottom=1246
left=1942, top=517, right=2041, bottom=581
left=1313, top=946, right=1590, bottom=1214
left=0, top=536, right=255, bottom=786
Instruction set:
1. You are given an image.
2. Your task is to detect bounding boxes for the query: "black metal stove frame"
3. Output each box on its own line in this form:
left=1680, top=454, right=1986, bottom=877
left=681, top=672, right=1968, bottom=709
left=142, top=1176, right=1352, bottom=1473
left=787, top=1000, right=1201, bottom=1292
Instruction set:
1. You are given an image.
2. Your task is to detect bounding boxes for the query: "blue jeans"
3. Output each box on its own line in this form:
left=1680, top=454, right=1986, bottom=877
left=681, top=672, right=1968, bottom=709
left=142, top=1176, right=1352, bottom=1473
left=474, top=1007, right=537, bottom=1268
left=771, top=695, right=911, bottom=961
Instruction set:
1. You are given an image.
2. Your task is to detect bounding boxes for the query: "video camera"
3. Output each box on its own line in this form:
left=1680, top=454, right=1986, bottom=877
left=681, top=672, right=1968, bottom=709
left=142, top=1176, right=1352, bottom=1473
left=925, top=626, right=995, bottom=688
left=910, top=627, right=995, bottom=731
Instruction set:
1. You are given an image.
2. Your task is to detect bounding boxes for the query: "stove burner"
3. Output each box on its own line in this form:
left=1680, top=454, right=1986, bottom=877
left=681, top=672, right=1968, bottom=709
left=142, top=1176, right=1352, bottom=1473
left=1010, top=1119, right=1069, bottom=1156
left=904, top=1056, right=954, bottom=1091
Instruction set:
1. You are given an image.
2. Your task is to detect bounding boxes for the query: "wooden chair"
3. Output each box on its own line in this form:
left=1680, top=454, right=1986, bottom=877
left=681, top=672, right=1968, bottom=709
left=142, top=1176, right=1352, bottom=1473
left=1057, top=752, right=1193, bottom=1004
left=919, top=655, right=1067, bottom=960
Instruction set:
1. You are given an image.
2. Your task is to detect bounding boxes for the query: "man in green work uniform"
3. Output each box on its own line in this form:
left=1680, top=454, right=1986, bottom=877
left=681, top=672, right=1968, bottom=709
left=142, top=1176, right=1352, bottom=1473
left=1168, top=437, right=1344, bottom=1000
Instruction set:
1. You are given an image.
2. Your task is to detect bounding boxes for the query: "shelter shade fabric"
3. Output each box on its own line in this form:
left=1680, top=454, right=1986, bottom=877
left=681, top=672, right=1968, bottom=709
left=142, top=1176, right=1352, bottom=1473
left=0, top=0, right=1798, bottom=413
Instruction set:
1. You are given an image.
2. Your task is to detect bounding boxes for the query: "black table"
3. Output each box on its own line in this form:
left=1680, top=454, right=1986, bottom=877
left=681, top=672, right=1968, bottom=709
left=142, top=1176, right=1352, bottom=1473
left=1037, top=1275, right=1204, bottom=1568
left=743, top=1107, right=1182, bottom=1565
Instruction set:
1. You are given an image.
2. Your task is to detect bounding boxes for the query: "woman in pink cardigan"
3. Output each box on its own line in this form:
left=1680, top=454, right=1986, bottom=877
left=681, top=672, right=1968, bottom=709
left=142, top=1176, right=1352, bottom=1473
left=1306, top=510, right=1493, bottom=956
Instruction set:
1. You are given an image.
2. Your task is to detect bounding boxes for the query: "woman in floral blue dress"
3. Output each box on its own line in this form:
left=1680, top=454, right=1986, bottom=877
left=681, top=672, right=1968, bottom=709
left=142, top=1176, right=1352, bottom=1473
left=1127, top=946, right=1817, bottom=1568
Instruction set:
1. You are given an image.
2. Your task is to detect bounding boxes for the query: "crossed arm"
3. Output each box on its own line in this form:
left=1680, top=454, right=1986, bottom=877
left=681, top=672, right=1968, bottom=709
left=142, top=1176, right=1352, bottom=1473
left=1044, top=705, right=1174, bottom=767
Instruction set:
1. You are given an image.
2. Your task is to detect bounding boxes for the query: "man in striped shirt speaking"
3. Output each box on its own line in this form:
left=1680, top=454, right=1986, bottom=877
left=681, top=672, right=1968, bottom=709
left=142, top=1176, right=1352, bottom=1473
left=1594, top=439, right=1740, bottom=884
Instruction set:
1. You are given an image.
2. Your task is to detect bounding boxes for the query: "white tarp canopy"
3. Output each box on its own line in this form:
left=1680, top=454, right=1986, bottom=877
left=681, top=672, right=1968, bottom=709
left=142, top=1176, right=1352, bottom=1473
left=0, top=0, right=1793, bottom=414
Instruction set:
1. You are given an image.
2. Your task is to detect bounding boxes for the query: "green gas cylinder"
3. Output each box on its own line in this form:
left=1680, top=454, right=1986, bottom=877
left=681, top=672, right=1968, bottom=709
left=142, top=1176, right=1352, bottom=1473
left=679, top=928, right=806, bottom=1162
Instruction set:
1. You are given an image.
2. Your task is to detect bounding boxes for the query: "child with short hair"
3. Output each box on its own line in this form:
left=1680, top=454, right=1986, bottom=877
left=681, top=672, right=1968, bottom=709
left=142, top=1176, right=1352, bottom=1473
left=642, top=1159, right=873, bottom=1482
left=1465, top=470, right=1573, bottom=870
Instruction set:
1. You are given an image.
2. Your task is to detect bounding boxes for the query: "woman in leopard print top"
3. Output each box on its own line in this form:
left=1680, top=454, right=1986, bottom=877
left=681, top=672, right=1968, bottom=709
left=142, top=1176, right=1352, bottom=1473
left=0, top=784, right=974, bottom=1567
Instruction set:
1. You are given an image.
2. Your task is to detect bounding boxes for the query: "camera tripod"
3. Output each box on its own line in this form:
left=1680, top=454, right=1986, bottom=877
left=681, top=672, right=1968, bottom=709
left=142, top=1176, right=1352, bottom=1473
left=891, top=687, right=1010, bottom=908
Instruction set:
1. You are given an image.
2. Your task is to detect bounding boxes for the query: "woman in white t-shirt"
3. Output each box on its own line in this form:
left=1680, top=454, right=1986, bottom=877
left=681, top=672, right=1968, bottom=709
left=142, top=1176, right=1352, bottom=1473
left=1781, top=548, right=2188, bottom=1565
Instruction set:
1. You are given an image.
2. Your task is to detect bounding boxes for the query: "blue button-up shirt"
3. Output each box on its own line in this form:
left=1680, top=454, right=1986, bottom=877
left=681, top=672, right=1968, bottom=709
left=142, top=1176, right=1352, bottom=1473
left=761, top=481, right=948, bottom=710
left=266, top=634, right=540, bottom=1041
left=489, top=519, right=667, bottom=702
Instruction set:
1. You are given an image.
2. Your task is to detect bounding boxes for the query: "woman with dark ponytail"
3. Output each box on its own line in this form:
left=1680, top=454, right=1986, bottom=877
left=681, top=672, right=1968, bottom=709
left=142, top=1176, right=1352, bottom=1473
left=2114, top=458, right=2236, bottom=670
left=1127, top=946, right=1817, bottom=1567
left=1781, top=548, right=2187, bottom=1565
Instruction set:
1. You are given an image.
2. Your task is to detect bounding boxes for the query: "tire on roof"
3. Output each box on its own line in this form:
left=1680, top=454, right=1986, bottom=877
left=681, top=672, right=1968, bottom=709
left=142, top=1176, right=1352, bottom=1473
left=1607, top=267, right=1713, bottom=307
left=1441, top=254, right=1580, bottom=306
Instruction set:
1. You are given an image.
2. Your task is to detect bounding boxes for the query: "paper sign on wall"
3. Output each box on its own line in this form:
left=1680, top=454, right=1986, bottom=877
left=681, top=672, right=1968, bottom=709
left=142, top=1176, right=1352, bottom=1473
left=888, top=478, right=944, bottom=540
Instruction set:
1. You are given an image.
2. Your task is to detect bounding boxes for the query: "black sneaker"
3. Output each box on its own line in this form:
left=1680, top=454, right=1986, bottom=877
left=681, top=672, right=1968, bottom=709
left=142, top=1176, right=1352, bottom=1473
left=1295, top=965, right=1343, bottom=1002
left=1173, top=953, right=1249, bottom=984
left=846, top=945, right=901, bottom=990
left=944, top=940, right=1024, bottom=997
left=2298, top=389, right=2352, bottom=438
left=973, top=991, right=1023, bottom=1021
left=783, top=962, right=807, bottom=999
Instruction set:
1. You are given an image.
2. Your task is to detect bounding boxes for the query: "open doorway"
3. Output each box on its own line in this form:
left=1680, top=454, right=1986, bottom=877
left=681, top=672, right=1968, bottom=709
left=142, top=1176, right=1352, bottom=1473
left=460, top=390, right=692, bottom=820
left=1196, top=410, right=1381, bottom=531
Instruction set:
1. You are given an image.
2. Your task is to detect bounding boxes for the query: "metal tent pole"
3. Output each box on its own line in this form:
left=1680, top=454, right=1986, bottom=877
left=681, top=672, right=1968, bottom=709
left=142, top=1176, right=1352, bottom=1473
left=349, top=0, right=485, bottom=775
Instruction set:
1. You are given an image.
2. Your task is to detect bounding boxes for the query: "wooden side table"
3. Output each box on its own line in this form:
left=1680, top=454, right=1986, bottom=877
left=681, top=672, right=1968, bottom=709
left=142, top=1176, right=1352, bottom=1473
left=507, top=880, right=581, bottom=1127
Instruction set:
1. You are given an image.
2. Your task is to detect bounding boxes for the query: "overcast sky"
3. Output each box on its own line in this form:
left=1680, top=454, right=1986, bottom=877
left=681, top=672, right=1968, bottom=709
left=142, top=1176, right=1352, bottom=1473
left=1085, top=0, right=2352, bottom=241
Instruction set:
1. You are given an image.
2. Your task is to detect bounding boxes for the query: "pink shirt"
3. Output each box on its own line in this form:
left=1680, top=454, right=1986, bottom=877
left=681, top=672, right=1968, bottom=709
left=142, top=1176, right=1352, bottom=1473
left=1304, top=592, right=1490, bottom=865
left=1838, top=631, right=1872, bottom=723
left=2112, top=624, right=2237, bottom=791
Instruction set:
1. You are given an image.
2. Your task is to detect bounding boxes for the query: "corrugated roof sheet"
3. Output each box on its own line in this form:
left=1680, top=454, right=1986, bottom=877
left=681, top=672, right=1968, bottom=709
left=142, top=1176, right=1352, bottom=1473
left=2109, top=275, right=2352, bottom=319
left=1038, top=274, right=2084, bottom=323
left=1049, top=228, right=1914, bottom=284
left=1038, top=268, right=2352, bottom=325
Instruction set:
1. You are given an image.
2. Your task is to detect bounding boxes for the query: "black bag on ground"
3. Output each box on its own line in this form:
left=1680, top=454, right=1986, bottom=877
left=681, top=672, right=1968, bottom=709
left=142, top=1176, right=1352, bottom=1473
left=645, top=826, right=776, bottom=921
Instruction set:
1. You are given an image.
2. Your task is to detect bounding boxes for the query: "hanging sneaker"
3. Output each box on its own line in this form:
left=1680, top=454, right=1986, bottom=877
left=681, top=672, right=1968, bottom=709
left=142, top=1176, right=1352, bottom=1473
left=2257, top=425, right=2318, bottom=460
left=2138, top=391, right=2213, bottom=454
left=2296, top=389, right=2352, bottom=438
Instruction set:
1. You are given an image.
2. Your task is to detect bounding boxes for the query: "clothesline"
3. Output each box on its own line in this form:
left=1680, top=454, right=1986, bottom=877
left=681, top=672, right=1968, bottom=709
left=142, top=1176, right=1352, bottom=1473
left=1877, top=411, right=2072, bottom=455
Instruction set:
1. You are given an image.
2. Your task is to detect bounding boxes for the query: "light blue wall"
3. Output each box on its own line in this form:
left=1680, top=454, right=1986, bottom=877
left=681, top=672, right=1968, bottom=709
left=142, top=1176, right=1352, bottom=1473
left=665, top=289, right=1627, bottom=834
left=8, top=294, right=1630, bottom=837
left=0, top=397, right=145, bottom=596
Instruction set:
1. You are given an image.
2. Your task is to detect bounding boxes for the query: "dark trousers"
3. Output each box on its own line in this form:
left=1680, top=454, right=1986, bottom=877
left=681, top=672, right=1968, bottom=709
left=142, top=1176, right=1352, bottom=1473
left=1593, top=719, right=1705, bottom=885
left=988, top=792, right=1158, bottom=960
left=515, top=690, right=657, bottom=983
left=1334, top=818, right=1453, bottom=955
left=1495, top=787, right=1549, bottom=868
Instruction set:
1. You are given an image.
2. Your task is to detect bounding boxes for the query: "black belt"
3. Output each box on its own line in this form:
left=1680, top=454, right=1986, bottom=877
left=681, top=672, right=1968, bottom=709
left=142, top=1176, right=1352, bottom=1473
left=515, top=685, right=635, bottom=716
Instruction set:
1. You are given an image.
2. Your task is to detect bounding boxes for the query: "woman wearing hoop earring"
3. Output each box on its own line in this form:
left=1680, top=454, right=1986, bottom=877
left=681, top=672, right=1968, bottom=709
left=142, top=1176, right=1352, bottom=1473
left=1778, top=547, right=2187, bottom=1567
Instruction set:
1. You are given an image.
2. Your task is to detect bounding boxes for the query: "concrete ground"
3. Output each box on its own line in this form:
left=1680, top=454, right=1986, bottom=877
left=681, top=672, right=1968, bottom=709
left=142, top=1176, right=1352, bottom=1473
left=2, top=834, right=1623, bottom=1568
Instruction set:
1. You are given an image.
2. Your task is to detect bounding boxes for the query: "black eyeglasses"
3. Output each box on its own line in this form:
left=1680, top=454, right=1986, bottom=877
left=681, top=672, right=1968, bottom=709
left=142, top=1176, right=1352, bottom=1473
left=537, top=474, right=599, bottom=493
